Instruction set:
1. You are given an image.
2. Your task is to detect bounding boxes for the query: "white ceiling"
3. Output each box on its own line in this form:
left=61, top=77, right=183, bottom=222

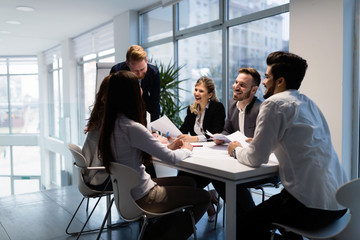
left=0, top=0, right=159, bottom=56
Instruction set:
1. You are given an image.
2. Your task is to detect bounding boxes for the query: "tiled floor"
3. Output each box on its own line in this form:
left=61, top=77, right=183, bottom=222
left=0, top=185, right=271, bottom=240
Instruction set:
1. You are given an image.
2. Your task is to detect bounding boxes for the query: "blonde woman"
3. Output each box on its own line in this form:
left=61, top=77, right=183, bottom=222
left=178, top=76, right=225, bottom=222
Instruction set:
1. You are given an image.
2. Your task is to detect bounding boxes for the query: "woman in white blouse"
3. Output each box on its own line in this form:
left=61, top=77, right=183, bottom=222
left=98, top=70, right=210, bottom=240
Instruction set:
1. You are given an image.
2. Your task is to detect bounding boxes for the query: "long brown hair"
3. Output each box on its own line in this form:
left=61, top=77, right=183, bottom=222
left=98, top=70, right=151, bottom=172
left=190, top=76, right=218, bottom=115
left=86, top=75, right=111, bottom=131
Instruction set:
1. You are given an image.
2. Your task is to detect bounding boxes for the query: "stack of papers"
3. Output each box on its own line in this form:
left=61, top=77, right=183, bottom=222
left=206, top=130, right=250, bottom=148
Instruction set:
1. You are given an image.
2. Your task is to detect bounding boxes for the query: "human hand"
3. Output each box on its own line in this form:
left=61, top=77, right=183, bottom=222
left=213, top=138, right=225, bottom=145
left=153, top=133, right=169, bottom=144
left=245, top=138, right=253, bottom=143
left=181, top=141, right=193, bottom=151
left=228, top=141, right=242, bottom=156
left=177, top=134, right=198, bottom=142
left=167, top=138, right=183, bottom=150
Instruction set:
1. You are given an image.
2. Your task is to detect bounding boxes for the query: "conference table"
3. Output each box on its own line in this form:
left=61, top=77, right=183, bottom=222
left=153, top=141, right=279, bottom=240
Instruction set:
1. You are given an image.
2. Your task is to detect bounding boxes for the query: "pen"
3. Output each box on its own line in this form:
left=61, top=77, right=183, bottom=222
left=192, top=145, right=203, bottom=147
left=165, top=131, right=169, bottom=138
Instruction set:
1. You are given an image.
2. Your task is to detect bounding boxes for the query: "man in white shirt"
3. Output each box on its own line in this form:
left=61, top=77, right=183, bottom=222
left=228, top=51, right=348, bottom=240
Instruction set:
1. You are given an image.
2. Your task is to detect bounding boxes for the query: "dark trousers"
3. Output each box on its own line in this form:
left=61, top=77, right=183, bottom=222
left=137, top=176, right=210, bottom=240
left=237, top=188, right=347, bottom=240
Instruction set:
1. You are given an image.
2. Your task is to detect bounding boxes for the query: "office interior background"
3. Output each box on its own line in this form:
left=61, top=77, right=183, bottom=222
left=0, top=0, right=359, bottom=197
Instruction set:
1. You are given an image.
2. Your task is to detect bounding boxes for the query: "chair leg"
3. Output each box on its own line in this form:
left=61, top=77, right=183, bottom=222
left=214, top=194, right=221, bottom=230
left=66, top=197, right=86, bottom=235
left=76, top=196, right=104, bottom=239
left=86, top=198, right=90, bottom=212
left=260, top=187, right=265, bottom=202
left=96, top=197, right=114, bottom=240
left=188, top=209, right=197, bottom=240
left=222, top=201, right=225, bottom=228
left=270, top=227, right=277, bottom=240
left=138, top=215, right=148, bottom=240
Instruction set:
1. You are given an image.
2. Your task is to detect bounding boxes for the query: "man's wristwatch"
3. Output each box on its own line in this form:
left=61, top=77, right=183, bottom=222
left=232, top=148, right=237, bottom=159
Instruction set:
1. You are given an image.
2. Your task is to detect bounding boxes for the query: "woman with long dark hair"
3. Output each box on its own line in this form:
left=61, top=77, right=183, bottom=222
left=98, top=70, right=210, bottom=240
left=82, top=75, right=112, bottom=191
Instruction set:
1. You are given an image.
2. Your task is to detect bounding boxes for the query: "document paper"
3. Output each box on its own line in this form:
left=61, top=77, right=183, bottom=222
left=150, top=115, right=182, bottom=138
left=206, top=130, right=250, bottom=148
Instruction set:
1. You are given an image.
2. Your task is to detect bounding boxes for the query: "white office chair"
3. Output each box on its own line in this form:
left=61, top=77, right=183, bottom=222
left=270, top=178, right=360, bottom=240
left=97, top=162, right=197, bottom=240
left=66, top=143, right=113, bottom=239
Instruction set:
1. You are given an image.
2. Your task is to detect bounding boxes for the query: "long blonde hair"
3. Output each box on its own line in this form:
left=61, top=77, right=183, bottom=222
left=190, top=76, right=218, bottom=115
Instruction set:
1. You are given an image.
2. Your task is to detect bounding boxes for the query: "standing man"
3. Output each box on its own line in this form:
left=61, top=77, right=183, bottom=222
left=228, top=51, right=348, bottom=239
left=110, top=45, right=160, bottom=121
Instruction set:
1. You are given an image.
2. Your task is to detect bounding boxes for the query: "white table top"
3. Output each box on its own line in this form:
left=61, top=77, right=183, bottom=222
left=155, top=141, right=279, bottom=183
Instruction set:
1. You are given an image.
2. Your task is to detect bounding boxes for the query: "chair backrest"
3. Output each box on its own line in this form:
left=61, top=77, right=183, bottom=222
left=334, top=178, right=360, bottom=239
left=109, top=162, right=144, bottom=221
left=68, top=143, right=87, bottom=169
left=68, top=143, right=103, bottom=197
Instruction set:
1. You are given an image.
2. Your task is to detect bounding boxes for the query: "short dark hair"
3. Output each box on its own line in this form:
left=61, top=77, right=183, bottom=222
left=238, top=67, right=261, bottom=87
left=266, top=51, right=308, bottom=90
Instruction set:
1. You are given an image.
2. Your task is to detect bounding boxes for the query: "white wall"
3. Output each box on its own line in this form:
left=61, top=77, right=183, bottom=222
left=290, top=0, right=356, bottom=177
left=113, top=10, right=138, bottom=63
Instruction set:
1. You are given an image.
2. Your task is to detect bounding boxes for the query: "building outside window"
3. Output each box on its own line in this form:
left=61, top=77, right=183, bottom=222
left=140, top=0, right=289, bottom=121
left=0, top=56, right=40, bottom=196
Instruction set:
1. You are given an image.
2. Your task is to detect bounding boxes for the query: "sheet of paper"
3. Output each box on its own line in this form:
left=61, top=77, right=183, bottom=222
left=150, top=115, right=182, bottom=138
left=206, top=130, right=249, bottom=147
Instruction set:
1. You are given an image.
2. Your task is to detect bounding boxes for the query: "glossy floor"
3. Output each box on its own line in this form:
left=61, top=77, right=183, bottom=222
left=0, top=185, right=268, bottom=240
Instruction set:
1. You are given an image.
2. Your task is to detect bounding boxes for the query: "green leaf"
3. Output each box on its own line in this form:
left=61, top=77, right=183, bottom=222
left=153, top=60, right=189, bottom=128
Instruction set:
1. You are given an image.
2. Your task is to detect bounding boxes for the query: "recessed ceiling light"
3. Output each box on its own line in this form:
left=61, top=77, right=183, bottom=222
left=6, top=20, right=21, bottom=25
left=0, top=31, right=11, bottom=34
left=16, top=6, right=35, bottom=12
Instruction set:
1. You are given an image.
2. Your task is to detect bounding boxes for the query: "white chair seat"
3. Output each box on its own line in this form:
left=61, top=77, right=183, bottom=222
left=271, top=178, right=360, bottom=240
left=97, top=162, right=197, bottom=240
left=66, top=143, right=113, bottom=239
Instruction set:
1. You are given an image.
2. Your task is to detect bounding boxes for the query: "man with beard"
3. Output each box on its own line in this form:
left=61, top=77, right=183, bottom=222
left=228, top=51, right=348, bottom=239
left=110, top=45, right=160, bottom=122
left=214, top=67, right=262, bottom=140
left=211, top=67, right=265, bottom=227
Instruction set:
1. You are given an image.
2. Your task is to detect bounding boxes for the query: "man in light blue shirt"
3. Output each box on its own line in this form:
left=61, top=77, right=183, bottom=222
left=228, top=51, right=348, bottom=240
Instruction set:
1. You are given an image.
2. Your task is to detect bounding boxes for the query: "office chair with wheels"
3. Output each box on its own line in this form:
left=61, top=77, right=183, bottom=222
left=270, top=178, right=360, bottom=240
left=66, top=143, right=114, bottom=239
left=97, top=162, right=197, bottom=240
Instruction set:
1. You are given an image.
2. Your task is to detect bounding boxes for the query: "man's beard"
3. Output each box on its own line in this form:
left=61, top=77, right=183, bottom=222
left=233, top=89, right=251, bottom=101
left=263, top=85, right=275, bottom=99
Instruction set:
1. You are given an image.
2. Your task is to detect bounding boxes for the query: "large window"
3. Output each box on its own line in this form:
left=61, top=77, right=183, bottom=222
left=228, top=12, right=289, bottom=101
left=0, top=56, right=40, bottom=196
left=179, top=0, right=220, bottom=30
left=73, top=22, right=115, bottom=144
left=178, top=30, right=223, bottom=118
left=141, top=6, right=173, bottom=43
left=228, top=0, right=289, bottom=19
left=78, top=50, right=115, bottom=144
left=140, top=0, right=289, bottom=119
left=0, top=57, right=39, bottom=134
left=47, top=53, right=63, bottom=139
